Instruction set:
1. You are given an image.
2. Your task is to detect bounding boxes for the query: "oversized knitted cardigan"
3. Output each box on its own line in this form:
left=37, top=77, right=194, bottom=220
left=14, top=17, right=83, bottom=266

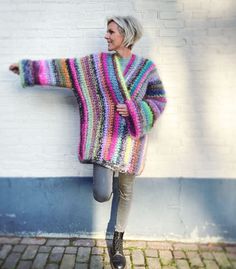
left=19, top=52, right=167, bottom=175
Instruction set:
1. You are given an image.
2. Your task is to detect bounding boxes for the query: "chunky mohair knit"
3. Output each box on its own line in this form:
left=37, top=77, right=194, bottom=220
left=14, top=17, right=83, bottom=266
left=19, top=52, right=166, bottom=175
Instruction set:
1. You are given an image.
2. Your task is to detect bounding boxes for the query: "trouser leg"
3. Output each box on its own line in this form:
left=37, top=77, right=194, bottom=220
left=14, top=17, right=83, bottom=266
left=93, top=164, right=113, bottom=202
left=115, top=172, right=135, bottom=232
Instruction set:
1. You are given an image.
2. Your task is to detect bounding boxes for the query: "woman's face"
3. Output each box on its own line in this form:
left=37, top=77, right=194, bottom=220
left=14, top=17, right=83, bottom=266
left=105, top=21, right=125, bottom=51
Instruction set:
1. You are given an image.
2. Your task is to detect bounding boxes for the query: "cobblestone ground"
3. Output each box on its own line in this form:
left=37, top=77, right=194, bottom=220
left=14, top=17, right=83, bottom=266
left=0, top=236, right=235, bottom=269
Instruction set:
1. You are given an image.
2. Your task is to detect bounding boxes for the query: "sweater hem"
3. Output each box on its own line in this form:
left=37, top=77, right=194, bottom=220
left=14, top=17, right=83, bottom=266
left=79, top=158, right=138, bottom=176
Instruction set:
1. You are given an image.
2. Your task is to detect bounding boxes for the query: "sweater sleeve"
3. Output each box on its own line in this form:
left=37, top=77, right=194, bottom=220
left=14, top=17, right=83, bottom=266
left=125, top=67, right=167, bottom=139
left=18, top=59, right=74, bottom=89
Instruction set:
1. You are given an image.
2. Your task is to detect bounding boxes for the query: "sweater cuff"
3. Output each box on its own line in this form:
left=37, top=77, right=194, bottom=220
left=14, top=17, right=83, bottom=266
left=19, top=60, right=35, bottom=88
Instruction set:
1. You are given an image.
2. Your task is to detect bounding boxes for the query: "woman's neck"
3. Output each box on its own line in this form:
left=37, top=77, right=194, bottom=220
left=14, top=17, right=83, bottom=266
left=115, top=47, right=132, bottom=58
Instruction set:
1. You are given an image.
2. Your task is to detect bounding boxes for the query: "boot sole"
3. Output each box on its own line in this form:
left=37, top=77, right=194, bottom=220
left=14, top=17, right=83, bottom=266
left=111, top=264, right=127, bottom=269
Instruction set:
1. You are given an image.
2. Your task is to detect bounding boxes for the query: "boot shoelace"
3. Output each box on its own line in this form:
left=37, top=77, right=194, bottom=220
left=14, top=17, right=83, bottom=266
left=114, top=237, right=123, bottom=255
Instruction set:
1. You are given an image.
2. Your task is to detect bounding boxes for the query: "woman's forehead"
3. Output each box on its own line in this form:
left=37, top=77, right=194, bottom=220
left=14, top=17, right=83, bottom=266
left=107, top=21, right=119, bottom=30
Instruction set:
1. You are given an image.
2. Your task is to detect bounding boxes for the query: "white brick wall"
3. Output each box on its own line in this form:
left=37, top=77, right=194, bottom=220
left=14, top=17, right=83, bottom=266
left=0, top=0, right=235, bottom=178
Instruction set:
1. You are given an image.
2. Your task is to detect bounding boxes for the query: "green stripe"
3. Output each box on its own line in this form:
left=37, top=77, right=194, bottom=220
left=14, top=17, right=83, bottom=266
left=141, top=101, right=153, bottom=131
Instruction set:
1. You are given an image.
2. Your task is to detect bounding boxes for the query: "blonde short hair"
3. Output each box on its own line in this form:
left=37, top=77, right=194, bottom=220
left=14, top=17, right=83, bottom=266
left=107, top=16, right=143, bottom=49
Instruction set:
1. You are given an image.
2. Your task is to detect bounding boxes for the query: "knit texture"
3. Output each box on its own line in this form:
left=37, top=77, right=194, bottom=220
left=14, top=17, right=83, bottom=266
left=19, top=52, right=166, bottom=175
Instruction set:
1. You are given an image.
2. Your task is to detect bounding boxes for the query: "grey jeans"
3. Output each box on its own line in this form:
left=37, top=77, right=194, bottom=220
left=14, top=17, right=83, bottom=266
left=93, top=164, right=135, bottom=232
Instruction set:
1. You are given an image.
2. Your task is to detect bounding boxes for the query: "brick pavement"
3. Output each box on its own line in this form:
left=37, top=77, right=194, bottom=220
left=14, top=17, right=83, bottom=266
left=0, top=236, right=235, bottom=269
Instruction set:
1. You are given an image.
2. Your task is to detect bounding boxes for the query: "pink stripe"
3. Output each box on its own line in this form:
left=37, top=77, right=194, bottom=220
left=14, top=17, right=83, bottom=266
left=69, top=59, right=88, bottom=160
left=102, top=53, right=118, bottom=104
left=81, top=57, right=98, bottom=158
left=38, top=61, right=48, bottom=85
left=107, top=113, right=120, bottom=160
left=123, top=54, right=136, bottom=77
left=136, top=137, right=147, bottom=174
left=132, top=64, right=155, bottom=98
left=95, top=54, right=111, bottom=161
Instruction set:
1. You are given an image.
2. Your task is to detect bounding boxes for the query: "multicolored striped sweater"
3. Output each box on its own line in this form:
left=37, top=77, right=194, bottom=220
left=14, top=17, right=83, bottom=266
left=19, top=52, right=166, bottom=175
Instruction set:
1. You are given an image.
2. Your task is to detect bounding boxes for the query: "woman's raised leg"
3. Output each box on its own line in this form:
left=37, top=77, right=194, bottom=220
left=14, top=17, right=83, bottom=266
left=93, top=164, right=114, bottom=202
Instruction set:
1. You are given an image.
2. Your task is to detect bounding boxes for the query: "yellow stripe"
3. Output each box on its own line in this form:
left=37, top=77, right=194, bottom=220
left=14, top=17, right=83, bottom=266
left=124, top=136, right=133, bottom=164
left=114, top=55, right=130, bottom=100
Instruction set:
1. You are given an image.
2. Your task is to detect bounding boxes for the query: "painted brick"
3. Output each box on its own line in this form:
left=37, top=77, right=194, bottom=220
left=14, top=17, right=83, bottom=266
left=160, top=29, right=179, bottom=37
left=1, top=0, right=235, bottom=180
left=225, top=246, right=236, bottom=253
left=145, top=249, right=158, bottom=257
left=160, top=12, right=178, bottom=19
left=125, top=255, right=132, bottom=269
left=231, top=261, right=236, bottom=269
left=22, top=245, right=39, bottom=260
left=51, top=247, right=65, bottom=254
left=104, top=247, right=110, bottom=264
left=96, top=239, right=112, bottom=247
left=60, top=254, right=76, bottom=269
left=164, top=20, right=185, bottom=28
left=173, top=250, right=186, bottom=259
left=201, top=251, right=214, bottom=260
left=90, top=255, right=103, bottom=269
left=176, top=259, right=191, bottom=269
left=32, top=253, right=49, bottom=269
left=186, top=251, right=204, bottom=267
left=12, top=244, right=27, bottom=253
left=17, top=260, right=33, bottom=269
left=0, top=237, right=21, bottom=245
left=124, top=240, right=146, bottom=248
left=159, top=2, right=184, bottom=12
left=38, top=246, right=52, bottom=253
left=76, top=247, right=91, bottom=263
left=147, top=241, right=173, bottom=250
left=91, top=247, right=104, bottom=255
left=146, top=257, right=162, bottom=269
left=73, top=239, right=95, bottom=247
left=132, top=249, right=145, bottom=266
left=21, top=238, right=46, bottom=245
left=212, top=252, right=231, bottom=268
left=65, top=247, right=78, bottom=254
left=45, top=264, right=59, bottom=269
left=46, top=239, right=69, bottom=247
left=0, top=245, right=12, bottom=259
left=204, top=260, right=220, bottom=269
left=2, top=252, right=21, bottom=269
left=49, top=252, right=63, bottom=263
left=134, top=0, right=159, bottom=11
left=174, top=243, right=199, bottom=251
left=159, top=250, right=173, bottom=265
left=226, top=252, right=236, bottom=260
left=74, top=264, right=88, bottom=269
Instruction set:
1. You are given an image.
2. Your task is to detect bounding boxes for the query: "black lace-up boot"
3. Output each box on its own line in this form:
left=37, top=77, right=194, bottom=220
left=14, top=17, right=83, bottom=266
left=111, top=231, right=126, bottom=269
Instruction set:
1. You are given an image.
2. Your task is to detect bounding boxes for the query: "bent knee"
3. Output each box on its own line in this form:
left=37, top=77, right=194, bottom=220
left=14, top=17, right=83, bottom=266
left=93, top=191, right=112, bottom=203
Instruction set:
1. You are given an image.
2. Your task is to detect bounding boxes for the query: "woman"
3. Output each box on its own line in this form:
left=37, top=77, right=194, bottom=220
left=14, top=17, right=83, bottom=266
left=9, top=16, right=167, bottom=269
